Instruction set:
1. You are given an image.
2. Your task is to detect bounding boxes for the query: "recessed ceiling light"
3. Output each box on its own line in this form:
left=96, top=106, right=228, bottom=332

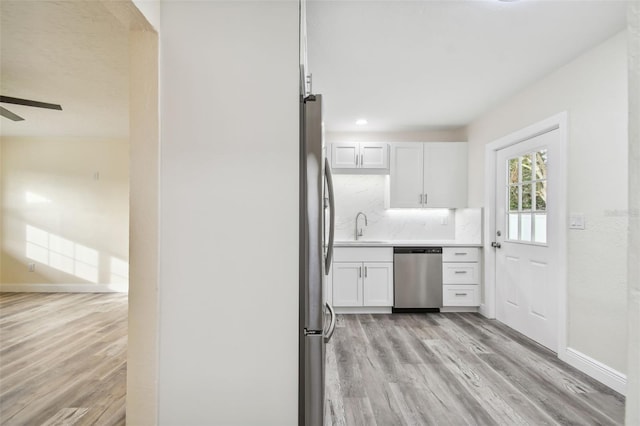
left=355, top=119, right=368, bottom=126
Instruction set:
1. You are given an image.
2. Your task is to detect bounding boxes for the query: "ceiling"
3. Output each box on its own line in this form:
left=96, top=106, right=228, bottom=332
left=307, top=0, right=629, bottom=133
left=1, top=1, right=628, bottom=138
left=0, top=1, right=129, bottom=139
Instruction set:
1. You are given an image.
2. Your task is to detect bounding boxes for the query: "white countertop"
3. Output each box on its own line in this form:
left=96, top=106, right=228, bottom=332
left=334, top=240, right=483, bottom=247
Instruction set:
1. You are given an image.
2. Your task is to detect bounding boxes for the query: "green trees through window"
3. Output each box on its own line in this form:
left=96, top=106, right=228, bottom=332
left=507, top=149, right=547, bottom=244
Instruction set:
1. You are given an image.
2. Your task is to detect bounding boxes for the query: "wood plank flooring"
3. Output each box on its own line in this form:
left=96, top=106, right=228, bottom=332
left=0, top=295, right=626, bottom=425
left=325, top=313, right=625, bottom=426
left=0, top=293, right=127, bottom=425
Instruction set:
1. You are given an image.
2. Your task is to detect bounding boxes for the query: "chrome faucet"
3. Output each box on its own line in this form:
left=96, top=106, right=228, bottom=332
left=355, top=212, right=368, bottom=240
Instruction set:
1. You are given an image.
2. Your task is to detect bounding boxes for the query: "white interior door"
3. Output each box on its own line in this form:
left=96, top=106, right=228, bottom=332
left=495, top=129, right=559, bottom=351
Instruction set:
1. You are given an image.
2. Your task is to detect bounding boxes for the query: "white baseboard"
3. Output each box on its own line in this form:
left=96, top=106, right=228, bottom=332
left=0, top=283, right=128, bottom=293
left=479, top=303, right=495, bottom=319
left=560, top=347, right=626, bottom=395
left=440, top=307, right=479, bottom=313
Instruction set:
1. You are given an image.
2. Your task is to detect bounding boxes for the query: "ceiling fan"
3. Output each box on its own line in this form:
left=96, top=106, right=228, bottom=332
left=0, top=96, right=62, bottom=121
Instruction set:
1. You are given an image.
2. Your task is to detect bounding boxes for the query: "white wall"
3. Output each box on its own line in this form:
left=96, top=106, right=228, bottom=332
left=626, top=1, right=640, bottom=422
left=467, top=31, right=628, bottom=373
left=157, top=1, right=299, bottom=424
left=326, top=128, right=466, bottom=144
left=126, top=26, right=159, bottom=425
left=0, top=137, right=129, bottom=291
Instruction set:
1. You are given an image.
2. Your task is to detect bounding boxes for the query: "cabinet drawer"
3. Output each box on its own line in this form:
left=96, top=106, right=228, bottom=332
left=443, top=247, right=480, bottom=262
left=442, top=262, right=479, bottom=284
left=443, top=285, right=480, bottom=306
left=333, top=247, right=393, bottom=262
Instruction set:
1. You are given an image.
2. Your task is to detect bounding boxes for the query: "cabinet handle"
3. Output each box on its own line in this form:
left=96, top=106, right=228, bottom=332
left=454, top=271, right=468, bottom=274
left=356, top=155, right=359, bottom=166
left=454, top=252, right=467, bottom=256
left=424, top=193, right=428, bottom=205
left=455, top=293, right=467, bottom=296
left=365, top=266, right=368, bottom=277
left=361, top=154, right=364, bottom=166
left=359, top=266, right=362, bottom=278
left=420, top=194, right=423, bottom=204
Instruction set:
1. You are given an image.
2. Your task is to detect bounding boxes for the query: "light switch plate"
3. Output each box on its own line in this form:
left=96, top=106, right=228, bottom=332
left=569, top=213, right=585, bottom=230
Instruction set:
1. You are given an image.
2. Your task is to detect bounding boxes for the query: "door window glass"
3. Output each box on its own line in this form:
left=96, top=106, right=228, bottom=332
left=506, top=149, right=547, bottom=244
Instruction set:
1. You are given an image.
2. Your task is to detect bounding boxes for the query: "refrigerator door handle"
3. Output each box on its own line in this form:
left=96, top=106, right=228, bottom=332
left=324, top=157, right=335, bottom=274
left=324, top=302, right=336, bottom=343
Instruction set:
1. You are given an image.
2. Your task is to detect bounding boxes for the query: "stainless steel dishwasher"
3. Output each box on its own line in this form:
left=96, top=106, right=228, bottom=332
left=393, top=247, right=443, bottom=312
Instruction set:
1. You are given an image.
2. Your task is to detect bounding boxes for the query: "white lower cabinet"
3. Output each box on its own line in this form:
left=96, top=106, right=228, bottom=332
left=332, top=248, right=393, bottom=308
left=362, top=263, right=393, bottom=306
left=332, top=262, right=362, bottom=306
left=442, top=247, right=481, bottom=307
left=443, top=285, right=480, bottom=306
left=442, top=262, right=479, bottom=285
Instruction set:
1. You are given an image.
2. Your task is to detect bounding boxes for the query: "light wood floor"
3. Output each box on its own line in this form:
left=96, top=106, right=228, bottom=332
left=1, top=295, right=626, bottom=425
left=325, top=313, right=625, bottom=426
left=0, top=292, right=127, bottom=425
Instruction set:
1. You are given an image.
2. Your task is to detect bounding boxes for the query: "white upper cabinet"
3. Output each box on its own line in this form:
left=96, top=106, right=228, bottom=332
left=331, top=142, right=388, bottom=170
left=360, top=143, right=388, bottom=168
left=423, top=143, right=467, bottom=208
left=390, top=142, right=468, bottom=208
left=389, top=143, right=424, bottom=207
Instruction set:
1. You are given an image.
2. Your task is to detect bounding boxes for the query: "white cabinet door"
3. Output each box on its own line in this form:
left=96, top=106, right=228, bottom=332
left=360, top=143, right=388, bottom=169
left=362, top=262, right=393, bottom=306
left=390, top=143, right=424, bottom=207
left=331, top=143, right=359, bottom=169
left=423, top=142, right=467, bottom=208
left=332, top=262, right=362, bottom=306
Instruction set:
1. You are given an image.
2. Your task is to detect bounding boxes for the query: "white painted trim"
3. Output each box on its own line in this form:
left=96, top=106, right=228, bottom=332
left=440, top=307, right=479, bottom=313
left=482, top=112, right=568, bottom=356
left=560, top=347, right=627, bottom=395
left=0, top=283, right=128, bottom=293
left=334, top=306, right=392, bottom=314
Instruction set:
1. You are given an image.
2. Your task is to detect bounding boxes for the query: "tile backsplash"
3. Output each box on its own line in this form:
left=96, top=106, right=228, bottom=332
left=332, top=174, right=482, bottom=243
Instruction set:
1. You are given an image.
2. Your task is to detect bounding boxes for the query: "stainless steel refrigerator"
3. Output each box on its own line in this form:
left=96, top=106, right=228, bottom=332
left=299, top=93, right=336, bottom=426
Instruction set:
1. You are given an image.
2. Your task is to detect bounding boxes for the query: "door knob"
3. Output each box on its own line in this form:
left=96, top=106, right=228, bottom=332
left=491, top=241, right=502, bottom=249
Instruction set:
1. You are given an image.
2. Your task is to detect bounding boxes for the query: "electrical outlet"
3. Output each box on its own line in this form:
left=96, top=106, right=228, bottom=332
left=28, top=263, right=36, bottom=272
left=441, top=216, right=449, bottom=225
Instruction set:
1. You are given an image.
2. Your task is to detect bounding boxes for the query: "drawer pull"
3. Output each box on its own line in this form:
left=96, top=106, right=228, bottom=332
left=454, top=252, right=467, bottom=255
left=455, top=293, right=468, bottom=296
left=454, top=271, right=468, bottom=274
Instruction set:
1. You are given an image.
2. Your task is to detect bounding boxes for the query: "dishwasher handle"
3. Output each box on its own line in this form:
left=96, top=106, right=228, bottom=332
left=394, top=247, right=442, bottom=254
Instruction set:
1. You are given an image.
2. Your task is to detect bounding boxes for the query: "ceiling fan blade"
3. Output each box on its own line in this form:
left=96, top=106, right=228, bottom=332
left=0, top=95, right=62, bottom=110
left=0, top=106, right=25, bottom=121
